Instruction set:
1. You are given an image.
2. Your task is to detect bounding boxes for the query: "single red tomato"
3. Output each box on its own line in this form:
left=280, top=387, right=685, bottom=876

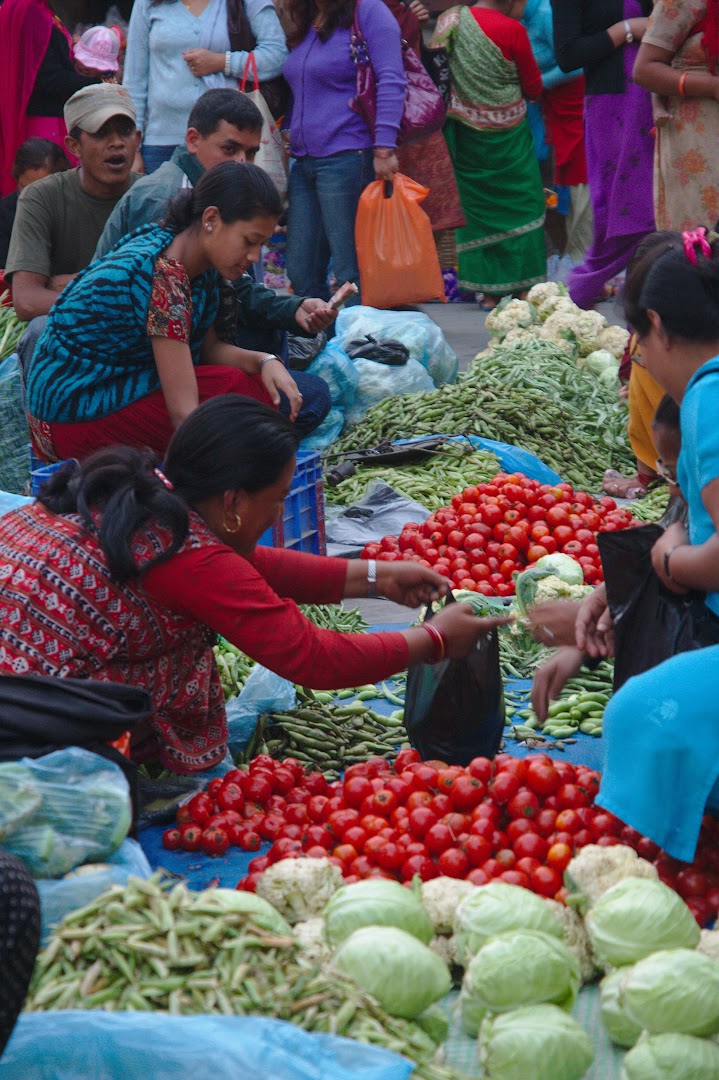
left=555, top=809, right=582, bottom=834
left=515, top=855, right=542, bottom=878
left=201, top=825, right=230, bottom=856
left=686, top=896, right=713, bottom=926
left=258, top=814, right=284, bottom=842
left=467, top=867, right=490, bottom=886
left=507, top=817, right=536, bottom=843
left=676, top=868, right=710, bottom=899
left=530, top=865, right=563, bottom=898
left=546, top=842, right=572, bottom=873
left=162, top=827, right=182, bottom=851
left=513, top=832, right=549, bottom=862
left=507, top=788, right=541, bottom=820
left=401, top=854, right=437, bottom=881
left=534, top=808, right=558, bottom=838
left=526, top=759, right=562, bottom=798
left=188, top=793, right=214, bottom=826
left=468, top=757, right=493, bottom=784
left=527, top=544, right=549, bottom=563
left=408, top=806, right=437, bottom=839
left=499, top=869, right=530, bottom=889
left=465, top=834, right=492, bottom=868
left=376, top=841, right=404, bottom=872
left=430, top=793, right=454, bottom=817
left=424, top=821, right=454, bottom=856
left=437, top=847, right=470, bottom=879
left=449, top=774, right=486, bottom=811
left=495, top=848, right=517, bottom=870
left=489, top=771, right=521, bottom=806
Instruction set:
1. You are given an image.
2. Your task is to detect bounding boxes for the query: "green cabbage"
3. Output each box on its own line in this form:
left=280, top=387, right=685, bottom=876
left=324, top=878, right=433, bottom=946
left=191, top=889, right=292, bottom=935
left=415, top=1003, right=450, bottom=1045
left=621, top=1033, right=719, bottom=1080
left=331, top=926, right=451, bottom=1019
left=461, top=929, right=580, bottom=1016
left=622, top=949, right=719, bottom=1036
left=585, top=878, right=699, bottom=967
left=479, top=1004, right=594, bottom=1080
left=579, top=349, right=618, bottom=376
left=453, top=882, right=563, bottom=967
left=600, top=969, right=642, bottom=1049
left=514, top=554, right=584, bottom=614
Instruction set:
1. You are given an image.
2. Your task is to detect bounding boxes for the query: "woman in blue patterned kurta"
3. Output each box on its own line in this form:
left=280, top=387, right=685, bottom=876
left=25, top=160, right=303, bottom=462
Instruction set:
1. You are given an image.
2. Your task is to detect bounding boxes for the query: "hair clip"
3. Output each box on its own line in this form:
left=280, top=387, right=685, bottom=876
left=682, top=226, right=712, bottom=265
left=154, top=467, right=174, bottom=490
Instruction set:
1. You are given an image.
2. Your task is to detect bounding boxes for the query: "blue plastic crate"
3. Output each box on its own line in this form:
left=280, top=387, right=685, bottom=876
left=259, top=449, right=326, bottom=555
left=30, top=459, right=74, bottom=496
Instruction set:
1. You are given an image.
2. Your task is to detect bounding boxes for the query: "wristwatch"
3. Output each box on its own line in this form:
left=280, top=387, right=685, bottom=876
left=259, top=354, right=282, bottom=369
left=623, top=19, right=634, bottom=43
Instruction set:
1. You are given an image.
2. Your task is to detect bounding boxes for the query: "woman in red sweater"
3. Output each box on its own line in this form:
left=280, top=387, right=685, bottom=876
left=0, top=396, right=506, bottom=774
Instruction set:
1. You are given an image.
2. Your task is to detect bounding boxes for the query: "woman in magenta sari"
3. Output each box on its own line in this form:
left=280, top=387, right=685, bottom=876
left=0, top=0, right=99, bottom=196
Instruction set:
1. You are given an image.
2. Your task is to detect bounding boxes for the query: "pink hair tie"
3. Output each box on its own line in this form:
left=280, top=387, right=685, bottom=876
left=153, top=467, right=174, bottom=490
left=682, top=227, right=712, bottom=265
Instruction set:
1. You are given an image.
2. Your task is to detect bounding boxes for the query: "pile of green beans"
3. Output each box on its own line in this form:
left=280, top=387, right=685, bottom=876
left=509, top=662, right=613, bottom=741
left=627, top=484, right=670, bottom=523
left=325, top=444, right=500, bottom=508
left=244, top=685, right=407, bottom=779
left=333, top=340, right=634, bottom=490
left=25, top=876, right=453, bottom=1080
left=0, top=304, right=26, bottom=363
left=298, top=604, right=370, bottom=633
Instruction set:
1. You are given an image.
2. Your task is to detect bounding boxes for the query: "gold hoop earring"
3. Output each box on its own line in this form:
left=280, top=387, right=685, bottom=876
left=224, top=513, right=242, bottom=534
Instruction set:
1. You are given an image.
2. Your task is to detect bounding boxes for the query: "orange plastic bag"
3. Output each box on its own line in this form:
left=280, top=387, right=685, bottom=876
left=355, top=173, right=445, bottom=308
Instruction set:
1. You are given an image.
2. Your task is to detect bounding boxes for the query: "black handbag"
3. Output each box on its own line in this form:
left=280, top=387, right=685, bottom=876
left=227, top=0, right=290, bottom=119
left=419, top=40, right=451, bottom=109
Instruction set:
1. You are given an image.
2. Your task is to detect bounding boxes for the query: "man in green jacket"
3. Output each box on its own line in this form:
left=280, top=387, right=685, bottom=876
left=95, top=88, right=334, bottom=435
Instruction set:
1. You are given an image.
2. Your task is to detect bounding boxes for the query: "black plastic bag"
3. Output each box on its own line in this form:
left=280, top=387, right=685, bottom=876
left=0, top=673, right=151, bottom=823
left=404, top=598, right=505, bottom=765
left=598, top=524, right=697, bottom=692
left=344, top=335, right=410, bottom=366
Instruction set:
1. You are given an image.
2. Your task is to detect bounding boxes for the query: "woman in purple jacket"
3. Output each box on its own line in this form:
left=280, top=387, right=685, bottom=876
left=283, top=0, right=406, bottom=302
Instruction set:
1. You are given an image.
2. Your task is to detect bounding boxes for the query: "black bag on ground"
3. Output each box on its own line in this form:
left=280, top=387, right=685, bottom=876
left=345, top=335, right=410, bottom=366
left=404, top=596, right=505, bottom=765
left=0, top=673, right=151, bottom=821
left=599, top=524, right=697, bottom=692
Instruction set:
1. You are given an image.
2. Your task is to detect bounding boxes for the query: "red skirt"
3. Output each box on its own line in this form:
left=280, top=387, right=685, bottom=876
left=398, top=130, right=466, bottom=232
left=543, top=77, right=587, bottom=188
left=28, top=365, right=274, bottom=462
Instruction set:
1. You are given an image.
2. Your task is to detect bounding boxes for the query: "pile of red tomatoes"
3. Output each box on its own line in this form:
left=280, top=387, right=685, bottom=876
left=360, top=473, right=638, bottom=596
left=162, top=750, right=719, bottom=926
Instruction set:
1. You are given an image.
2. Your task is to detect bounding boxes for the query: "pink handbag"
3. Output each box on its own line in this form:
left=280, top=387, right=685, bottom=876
left=349, top=6, right=446, bottom=145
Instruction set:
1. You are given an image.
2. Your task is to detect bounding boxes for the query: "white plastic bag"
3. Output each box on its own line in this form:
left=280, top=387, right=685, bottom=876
left=346, top=358, right=434, bottom=426
left=239, top=57, right=287, bottom=200
left=335, top=307, right=458, bottom=387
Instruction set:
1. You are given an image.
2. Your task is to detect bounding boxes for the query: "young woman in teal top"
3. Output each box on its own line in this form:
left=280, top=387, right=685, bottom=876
left=594, top=227, right=719, bottom=865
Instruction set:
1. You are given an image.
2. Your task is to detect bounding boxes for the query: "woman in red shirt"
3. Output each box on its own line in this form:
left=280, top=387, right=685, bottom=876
left=0, top=396, right=506, bottom=774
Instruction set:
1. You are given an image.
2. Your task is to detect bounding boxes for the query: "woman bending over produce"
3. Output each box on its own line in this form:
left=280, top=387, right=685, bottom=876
left=0, top=397, right=508, bottom=774
left=24, top=161, right=303, bottom=463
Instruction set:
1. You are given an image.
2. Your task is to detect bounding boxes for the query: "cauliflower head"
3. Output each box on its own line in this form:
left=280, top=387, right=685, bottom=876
left=421, top=877, right=476, bottom=936
left=527, top=281, right=566, bottom=307
left=293, top=917, right=332, bottom=960
left=255, top=857, right=343, bottom=923
left=574, top=310, right=609, bottom=357
left=485, top=299, right=535, bottom=338
left=541, top=311, right=580, bottom=341
left=565, top=844, right=658, bottom=916
left=543, top=898, right=599, bottom=984
left=537, top=294, right=579, bottom=322
left=597, top=324, right=630, bottom=360
left=534, top=575, right=593, bottom=604
left=429, top=934, right=457, bottom=971
left=502, top=326, right=535, bottom=345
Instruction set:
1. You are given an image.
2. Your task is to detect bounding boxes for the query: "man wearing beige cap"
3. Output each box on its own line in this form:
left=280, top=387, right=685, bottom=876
left=6, top=83, right=140, bottom=325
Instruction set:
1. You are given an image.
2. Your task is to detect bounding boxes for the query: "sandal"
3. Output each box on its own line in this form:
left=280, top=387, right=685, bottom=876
left=477, top=293, right=500, bottom=311
left=602, top=469, right=648, bottom=499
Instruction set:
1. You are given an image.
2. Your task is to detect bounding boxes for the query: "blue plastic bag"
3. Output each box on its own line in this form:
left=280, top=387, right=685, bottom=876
left=36, top=838, right=151, bottom=942
left=306, top=341, right=359, bottom=407
left=0, top=489, right=32, bottom=517
left=301, top=407, right=345, bottom=452
left=0, top=748, right=131, bottom=878
left=226, top=664, right=296, bottom=757
left=1, top=1013, right=415, bottom=1080
left=336, top=306, right=459, bottom=387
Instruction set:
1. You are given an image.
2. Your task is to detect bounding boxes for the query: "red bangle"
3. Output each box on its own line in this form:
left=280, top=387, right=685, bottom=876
left=678, top=71, right=688, bottom=97
left=422, top=623, right=447, bottom=663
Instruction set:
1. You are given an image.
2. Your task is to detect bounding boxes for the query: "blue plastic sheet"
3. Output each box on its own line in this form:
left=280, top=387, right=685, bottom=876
left=1, top=1013, right=414, bottom=1080
left=227, top=664, right=296, bottom=758
left=397, top=435, right=562, bottom=487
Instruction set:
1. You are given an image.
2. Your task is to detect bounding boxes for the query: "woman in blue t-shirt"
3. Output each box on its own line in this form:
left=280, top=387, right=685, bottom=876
left=25, top=160, right=303, bottom=463
left=596, top=226, right=719, bottom=864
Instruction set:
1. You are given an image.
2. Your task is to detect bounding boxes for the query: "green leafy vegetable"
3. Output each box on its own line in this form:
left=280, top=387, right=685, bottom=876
left=324, top=878, right=433, bottom=947
left=620, top=1033, right=719, bottom=1080
left=585, top=878, right=700, bottom=968
left=461, top=929, right=580, bottom=1016
left=332, top=926, right=451, bottom=1019
left=479, top=1004, right=594, bottom=1080
left=600, top=969, right=642, bottom=1049
left=452, top=882, right=563, bottom=967
left=622, top=948, right=719, bottom=1036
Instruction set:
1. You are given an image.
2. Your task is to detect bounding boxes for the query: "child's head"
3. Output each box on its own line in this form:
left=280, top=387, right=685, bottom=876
left=73, top=26, right=121, bottom=76
left=12, top=138, right=69, bottom=191
left=624, top=228, right=719, bottom=388
left=652, top=393, right=681, bottom=496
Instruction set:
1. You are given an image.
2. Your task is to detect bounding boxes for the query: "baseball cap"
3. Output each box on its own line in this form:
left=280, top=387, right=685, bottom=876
left=73, top=26, right=121, bottom=72
left=64, top=83, right=136, bottom=134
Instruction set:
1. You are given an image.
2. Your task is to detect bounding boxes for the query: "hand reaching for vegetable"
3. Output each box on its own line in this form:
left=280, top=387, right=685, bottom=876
left=575, top=583, right=615, bottom=658
left=431, top=603, right=513, bottom=660
left=374, top=560, right=448, bottom=608
left=526, top=600, right=581, bottom=647
left=260, top=358, right=303, bottom=421
left=531, top=646, right=585, bottom=724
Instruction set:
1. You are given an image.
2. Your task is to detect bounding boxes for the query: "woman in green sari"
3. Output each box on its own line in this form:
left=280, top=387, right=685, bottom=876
left=433, top=0, right=547, bottom=307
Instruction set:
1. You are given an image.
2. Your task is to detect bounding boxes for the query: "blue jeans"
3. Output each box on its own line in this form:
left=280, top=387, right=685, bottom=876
left=142, top=145, right=177, bottom=174
left=285, top=149, right=374, bottom=302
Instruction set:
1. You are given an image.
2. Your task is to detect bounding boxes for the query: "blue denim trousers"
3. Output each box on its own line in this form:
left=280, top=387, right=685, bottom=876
left=142, top=145, right=177, bottom=174
left=285, top=148, right=374, bottom=302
